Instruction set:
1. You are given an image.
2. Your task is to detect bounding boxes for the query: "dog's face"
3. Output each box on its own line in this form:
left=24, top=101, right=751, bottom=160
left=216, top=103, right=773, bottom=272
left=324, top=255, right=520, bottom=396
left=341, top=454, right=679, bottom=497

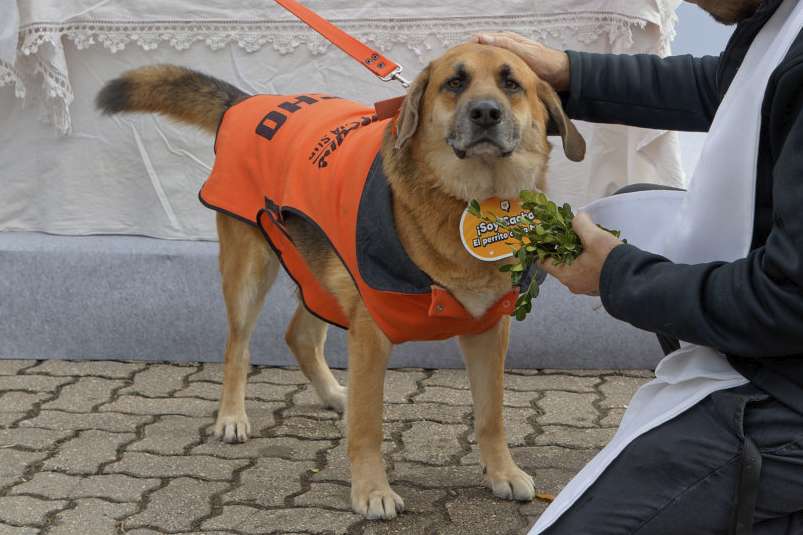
left=394, top=43, right=585, bottom=201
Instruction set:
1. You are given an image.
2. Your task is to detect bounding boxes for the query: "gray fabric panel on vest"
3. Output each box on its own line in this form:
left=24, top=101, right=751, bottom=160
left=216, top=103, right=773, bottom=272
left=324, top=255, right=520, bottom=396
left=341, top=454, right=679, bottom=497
left=0, top=232, right=662, bottom=369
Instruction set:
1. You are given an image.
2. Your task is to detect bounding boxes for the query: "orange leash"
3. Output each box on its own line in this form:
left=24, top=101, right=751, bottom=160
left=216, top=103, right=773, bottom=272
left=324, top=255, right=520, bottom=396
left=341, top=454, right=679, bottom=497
left=274, top=0, right=410, bottom=89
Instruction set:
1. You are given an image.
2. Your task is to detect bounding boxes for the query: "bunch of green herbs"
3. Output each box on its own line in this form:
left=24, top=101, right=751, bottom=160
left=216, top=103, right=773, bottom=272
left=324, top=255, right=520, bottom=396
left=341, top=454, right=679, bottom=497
left=468, top=191, right=620, bottom=321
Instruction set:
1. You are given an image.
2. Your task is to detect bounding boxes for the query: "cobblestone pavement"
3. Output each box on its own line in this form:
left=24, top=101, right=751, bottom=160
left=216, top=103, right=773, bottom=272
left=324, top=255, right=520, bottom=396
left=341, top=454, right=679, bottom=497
left=0, top=360, right=653, bottom=534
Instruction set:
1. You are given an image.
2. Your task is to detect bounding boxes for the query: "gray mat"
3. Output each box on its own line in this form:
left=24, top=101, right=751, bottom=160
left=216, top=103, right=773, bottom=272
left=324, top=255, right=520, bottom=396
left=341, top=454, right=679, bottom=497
left=0, top=232, right=662, bottom=369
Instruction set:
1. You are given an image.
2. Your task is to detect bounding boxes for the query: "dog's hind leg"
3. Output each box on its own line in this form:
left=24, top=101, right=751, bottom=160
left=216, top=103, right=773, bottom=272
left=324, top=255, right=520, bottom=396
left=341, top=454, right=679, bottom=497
left=214, top=213, right=279, bottom=443
left=285, top=304, right=346, bottom=412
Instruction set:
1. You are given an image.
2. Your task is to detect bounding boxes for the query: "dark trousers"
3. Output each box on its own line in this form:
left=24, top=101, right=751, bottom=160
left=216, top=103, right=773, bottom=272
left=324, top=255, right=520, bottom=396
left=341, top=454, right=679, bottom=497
left=544, top=184, right=803, bottom=534
left=542, top=383, right=803, bottom=534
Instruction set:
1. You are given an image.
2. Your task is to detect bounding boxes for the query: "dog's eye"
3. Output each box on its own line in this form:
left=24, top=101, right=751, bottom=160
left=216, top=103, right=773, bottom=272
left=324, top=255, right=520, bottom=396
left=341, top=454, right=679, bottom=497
left=446, top=77, right=466, bottom=91
left=504, top=78, right=521, bottom=92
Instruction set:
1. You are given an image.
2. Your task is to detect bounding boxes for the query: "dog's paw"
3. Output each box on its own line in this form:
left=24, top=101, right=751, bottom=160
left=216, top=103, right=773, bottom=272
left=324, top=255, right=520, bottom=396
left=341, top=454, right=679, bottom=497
left=352, top=486, right=405, bottom=520
left=319, top=384, right=347, bottom=413
left=484, top=464, right=535, bottom=502
left=214, top=412, right=251, bottom=444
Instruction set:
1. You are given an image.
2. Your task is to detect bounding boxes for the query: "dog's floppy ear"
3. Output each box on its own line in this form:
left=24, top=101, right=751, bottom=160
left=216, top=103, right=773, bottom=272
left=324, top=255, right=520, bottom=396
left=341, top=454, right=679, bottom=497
left=394, top=65, right=431, bottom=150
left=538, top=81, right=586, bottom=162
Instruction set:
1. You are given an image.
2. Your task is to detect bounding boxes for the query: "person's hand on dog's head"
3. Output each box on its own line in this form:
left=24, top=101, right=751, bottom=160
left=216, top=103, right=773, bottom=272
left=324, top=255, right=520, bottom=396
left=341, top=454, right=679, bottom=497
left=471, top=32, right=571, bottom=92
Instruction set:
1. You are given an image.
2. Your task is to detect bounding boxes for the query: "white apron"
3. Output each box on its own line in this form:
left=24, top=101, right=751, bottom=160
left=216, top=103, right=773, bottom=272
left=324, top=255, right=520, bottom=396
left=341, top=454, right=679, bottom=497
left=530, top=1, right=803, bottom=532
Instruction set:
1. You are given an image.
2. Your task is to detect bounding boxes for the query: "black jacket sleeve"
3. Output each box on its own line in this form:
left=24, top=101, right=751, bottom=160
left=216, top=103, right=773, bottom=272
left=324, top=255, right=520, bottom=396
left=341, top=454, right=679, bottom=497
left=563, top=51, right=721, bottom=132
left=599, top=78, right=803, bottom=358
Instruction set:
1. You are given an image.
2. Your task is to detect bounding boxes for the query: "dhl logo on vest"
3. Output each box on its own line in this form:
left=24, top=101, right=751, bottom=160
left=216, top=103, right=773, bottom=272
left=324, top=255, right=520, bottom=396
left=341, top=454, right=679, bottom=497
left=254, top=93, right=379, bottom=169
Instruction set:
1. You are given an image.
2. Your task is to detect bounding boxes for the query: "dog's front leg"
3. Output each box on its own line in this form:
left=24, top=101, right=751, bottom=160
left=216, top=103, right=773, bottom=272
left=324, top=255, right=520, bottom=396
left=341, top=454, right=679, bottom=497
left=459, top=316, right=535, bottom=501
left=346, top=305, right=404, bottom=520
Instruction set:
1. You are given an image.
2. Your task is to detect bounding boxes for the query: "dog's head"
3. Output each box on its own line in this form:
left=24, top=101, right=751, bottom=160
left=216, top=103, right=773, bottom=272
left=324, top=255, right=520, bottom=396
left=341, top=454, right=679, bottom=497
left=391, top=43, right=585, bottom=201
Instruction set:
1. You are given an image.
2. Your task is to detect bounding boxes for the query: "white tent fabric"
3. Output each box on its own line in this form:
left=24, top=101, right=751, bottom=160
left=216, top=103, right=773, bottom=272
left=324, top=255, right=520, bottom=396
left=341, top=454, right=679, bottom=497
left=0, top=0, right=683, bottom=240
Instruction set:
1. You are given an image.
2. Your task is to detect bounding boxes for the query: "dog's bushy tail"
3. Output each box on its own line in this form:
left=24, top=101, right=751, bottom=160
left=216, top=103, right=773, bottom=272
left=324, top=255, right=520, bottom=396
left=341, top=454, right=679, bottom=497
left=96, top=64, right=248, bottom=133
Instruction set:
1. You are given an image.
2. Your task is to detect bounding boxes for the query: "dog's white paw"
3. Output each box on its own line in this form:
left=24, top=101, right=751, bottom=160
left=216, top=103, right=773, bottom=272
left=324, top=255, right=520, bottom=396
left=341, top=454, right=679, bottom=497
left=352, top=486, right=405, bottom=520
left=485, top=464, right=535, bottom=502
left=214, top=412, right=251, bottom=444
left=319, top=384, right=347, bottom=413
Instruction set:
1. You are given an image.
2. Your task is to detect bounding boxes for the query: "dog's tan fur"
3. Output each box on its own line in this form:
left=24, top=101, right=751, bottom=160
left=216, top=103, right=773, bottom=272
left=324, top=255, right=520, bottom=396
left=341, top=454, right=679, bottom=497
left=98, top=43, right=584, bottom=520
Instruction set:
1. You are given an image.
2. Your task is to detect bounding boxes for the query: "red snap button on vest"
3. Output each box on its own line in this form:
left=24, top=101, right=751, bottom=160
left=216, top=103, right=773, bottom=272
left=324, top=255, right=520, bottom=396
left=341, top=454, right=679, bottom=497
left=502, top=300, right=511, bottom=308
left=435, top=304, right=445, bottom=313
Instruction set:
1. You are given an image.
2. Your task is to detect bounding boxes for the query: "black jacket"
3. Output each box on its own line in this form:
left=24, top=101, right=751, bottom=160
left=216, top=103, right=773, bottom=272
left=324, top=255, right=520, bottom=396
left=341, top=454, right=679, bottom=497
left=564, top=0, right=803, bottom=416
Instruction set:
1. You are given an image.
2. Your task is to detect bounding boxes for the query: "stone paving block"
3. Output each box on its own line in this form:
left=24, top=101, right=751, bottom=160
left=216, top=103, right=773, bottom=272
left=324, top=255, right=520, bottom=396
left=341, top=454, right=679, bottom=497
left=129, top=415, right=210, bottom=455
left=361, top=513, right=444, bottom=535
left=202, top=505, right=361, bottom=535
left=503, top=374, right=600, bottom=392
left=0, top=376, right=72, bottom=393
left=179, top=381, right=297, bottom=402
left=385, top=370, right=426, bottom=403
left=0, top=496, right=67, bottom=526
left=271, top=417, right=341, bottom=440
left=293, top=482, right=351, bottom=510
left=0, top=413, right=24, bottom=428
left=0, top=428, right=72, bottom=449
left=310, top=441, right=349, bottom=483
left=399, top=422, right=465, bottom=464
left=534, top=426, right=615, bottom=449
left=187, top=363, right=225, bottom=383
left=536, top=391, right=599, bottom=428
left=192, top=436, right=333, bottom=460
left=101, top=395, right=219, bottom=417
left=599, top=376, right=649, bottom=408
left=251, top=367, right=307, bottom=384
left=125, top=477, right=227, bottom=532
left=43, top=429, right=135, bottom=475
left=533, top=467, right=577, bottom=496
left=422, top=369, right=468, bottom=389
left=11, top=472, right=160, bottom=502
left=0, top=450, right=48, bottom=489
left=41, top=377, right=125, bottom=412
left=391, top=463, right=482, bottom=488
left=19, top=410, right=150, bottom=432
left=48, top=498, right=137, bottom=535
left=461, top=445, right=598, bottom=473
left=224, top=457, right=316, bottom=507
left=0, top=392, right=49, bottom=413
left=441, top=488, right=529, bottom=535
left=600, top=408, right=626, bottom=428
left=119, top=364, right=196, bottom=397
left=282, top=403, right=341, bottom=421
left=520, top=499, right=549, bottom=518
left=0, top=360, right=37, bottom=375
left=384, top=402, right=470, bottom=424
left=105, top=452, right=248, bottom=480
left=415, top=386, right=473, bottom=406
left=0, top=523, right=39, bottom=535
left=292, top=386, right=338, bottom=407
left=27, top=360, right=144, bottom=378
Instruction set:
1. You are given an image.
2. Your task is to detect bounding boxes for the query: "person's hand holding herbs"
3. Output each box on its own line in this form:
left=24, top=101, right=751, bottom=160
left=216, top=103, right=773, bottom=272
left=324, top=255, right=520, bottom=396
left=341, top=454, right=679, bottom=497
left=540, top=212, right=623, bottom=296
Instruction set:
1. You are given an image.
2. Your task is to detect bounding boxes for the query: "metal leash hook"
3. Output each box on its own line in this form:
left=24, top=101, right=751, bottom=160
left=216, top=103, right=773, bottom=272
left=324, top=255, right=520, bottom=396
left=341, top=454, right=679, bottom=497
left=381, top=66, right=411, bottom=89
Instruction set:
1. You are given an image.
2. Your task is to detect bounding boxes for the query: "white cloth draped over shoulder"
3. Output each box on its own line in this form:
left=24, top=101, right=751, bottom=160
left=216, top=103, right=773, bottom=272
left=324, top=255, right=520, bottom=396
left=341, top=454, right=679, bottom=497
left=0, top=0, right=681, bottom=240
left=530, top=1, right=803, bottom=532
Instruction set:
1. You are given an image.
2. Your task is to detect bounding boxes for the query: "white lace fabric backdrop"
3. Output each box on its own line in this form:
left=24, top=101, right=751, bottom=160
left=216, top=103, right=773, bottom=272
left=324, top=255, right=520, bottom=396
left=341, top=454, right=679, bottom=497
left=0, top=0, right=683, bottom=240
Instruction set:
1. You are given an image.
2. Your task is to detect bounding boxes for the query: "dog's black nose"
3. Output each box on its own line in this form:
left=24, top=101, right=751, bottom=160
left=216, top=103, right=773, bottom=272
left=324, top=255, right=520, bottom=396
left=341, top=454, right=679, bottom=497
left=469, top=100, right=503, bottom=128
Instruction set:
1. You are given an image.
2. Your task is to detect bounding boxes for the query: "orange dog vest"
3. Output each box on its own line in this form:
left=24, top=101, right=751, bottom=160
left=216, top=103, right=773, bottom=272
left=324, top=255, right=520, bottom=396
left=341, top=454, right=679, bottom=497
left=200, top=94, right=519, bottom=344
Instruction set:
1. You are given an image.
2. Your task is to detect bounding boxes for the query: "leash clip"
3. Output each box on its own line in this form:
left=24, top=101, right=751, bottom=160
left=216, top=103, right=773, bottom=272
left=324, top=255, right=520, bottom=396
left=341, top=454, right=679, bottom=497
left=380, top=66, right=411, bottom=88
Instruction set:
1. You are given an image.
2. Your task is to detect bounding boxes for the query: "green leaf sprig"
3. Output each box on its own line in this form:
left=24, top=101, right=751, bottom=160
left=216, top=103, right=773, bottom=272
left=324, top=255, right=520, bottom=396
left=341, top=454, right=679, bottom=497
left=468, top=191, right=621, bottom=321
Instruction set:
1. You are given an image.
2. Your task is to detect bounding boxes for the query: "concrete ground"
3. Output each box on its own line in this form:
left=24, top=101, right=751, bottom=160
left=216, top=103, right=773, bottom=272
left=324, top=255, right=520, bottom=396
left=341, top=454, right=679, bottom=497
left=0, top=360, right=652, bottom=534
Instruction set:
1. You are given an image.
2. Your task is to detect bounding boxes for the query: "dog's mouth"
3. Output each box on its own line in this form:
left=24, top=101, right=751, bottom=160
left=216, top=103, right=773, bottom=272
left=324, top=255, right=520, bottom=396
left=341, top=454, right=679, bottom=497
left=448, top=137, right=514, bottom=160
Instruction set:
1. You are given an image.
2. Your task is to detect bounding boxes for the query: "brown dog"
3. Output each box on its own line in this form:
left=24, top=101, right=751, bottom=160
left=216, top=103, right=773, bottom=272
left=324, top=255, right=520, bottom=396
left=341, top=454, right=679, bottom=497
left=97, top=43, right=585, bottom=520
